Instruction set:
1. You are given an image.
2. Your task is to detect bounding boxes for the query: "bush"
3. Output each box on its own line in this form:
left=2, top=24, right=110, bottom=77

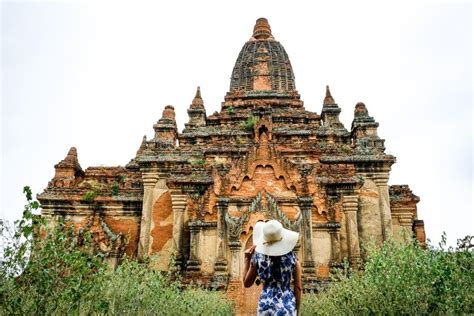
left=240, top=117, right=258, bottom=131
left=111, top=181, right=120, bottom=196
left=83, top=186, right=100, bottom=202
left=302, top=236, right=474, bottom=315
left=226, top=106, right=235, bottom=115
left=1, top=187, right=106, bottom=314
left=90, top=259, right=233, bottom=315
left=0, top=187, right=234, bottom=315
left=189, top=158, right=206, bottom=166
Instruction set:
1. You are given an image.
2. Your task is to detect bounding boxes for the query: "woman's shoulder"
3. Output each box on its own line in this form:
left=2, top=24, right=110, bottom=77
left=251, top=251, right=265, bottom=264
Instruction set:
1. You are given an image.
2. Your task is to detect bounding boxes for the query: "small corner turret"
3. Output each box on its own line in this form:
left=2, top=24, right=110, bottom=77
left=321, top=85, right=344, bottom=129
left=351, top=102, right=385, bottom=153
left=52, top=147, right=84, bottom=187
left=185, top=86, right=207, bottom=129
left=153, top=105, right=178, bottom=147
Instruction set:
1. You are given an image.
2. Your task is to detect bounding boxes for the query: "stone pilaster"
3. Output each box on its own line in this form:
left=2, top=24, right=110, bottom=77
left=229, top=241, right=241, bottom=279
left=298, top=196, right=315, bottom=274
left=374, top=172, right=392, bottom=240
left=391, top=208, right=415, bottom=242
left=187, top=222, right=201, bottom=271
left=138, top=170, right=159, bottom=258
left=214, top=197, right=229, bottom=273
left=343, top=195, right=361, bottom=266
left=398, top=212, right=415, bottom=242
left=328, top=222, right=342, bottom=265
left=171, top=192, right=187, bottom=266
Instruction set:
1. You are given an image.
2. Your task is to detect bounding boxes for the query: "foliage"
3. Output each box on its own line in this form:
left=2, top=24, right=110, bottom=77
left=1, top=186, right=43, bottom=277
left=92, top=259, right=233, bottom=315
left=226, top=106, right=235, bottom=115
left=1, top=187, right=106, bottom=315
left=0, top=187, right=234, bottom=315
left=189, top=158, right=206, bottom=166
left=340, top=144, right=352, bottom=153
left=83, top=183, right=100, bottom=202
left=111, top=175, right=126, bottom=196
left=240, top=116, right=258, bottom=131
left=302, top=236, right=474, bottom=315
left=111, top=181, right=120, bottom=196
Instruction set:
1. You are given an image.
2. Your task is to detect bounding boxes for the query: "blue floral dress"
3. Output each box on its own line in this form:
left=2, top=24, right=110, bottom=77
left=251, top=251, right=297, bottom=316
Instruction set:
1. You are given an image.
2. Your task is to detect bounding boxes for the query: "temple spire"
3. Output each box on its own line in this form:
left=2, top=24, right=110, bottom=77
left=351, top=102, right=385, bottom=153
left=323, top=85, right=336, bottom=105
left=184, top=86, right=207, bottom=129
left=55, top=147, right=82, bottom=170
left=153, top=105, right=178, bottom=147
left=191, top=86, right=204, bottom=108
left=53, top=146, right=84, bottom=182
left=137, top=135, right=147, bottom=155
left=321, top=85, right=345, bottom=130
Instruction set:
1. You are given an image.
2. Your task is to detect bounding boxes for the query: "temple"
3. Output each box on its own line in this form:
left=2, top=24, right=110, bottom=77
left=38, top=17, right=425, bottom=307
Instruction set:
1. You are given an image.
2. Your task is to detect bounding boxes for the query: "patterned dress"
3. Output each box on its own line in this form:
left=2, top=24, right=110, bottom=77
left=251, top=251, right=297, bottom=316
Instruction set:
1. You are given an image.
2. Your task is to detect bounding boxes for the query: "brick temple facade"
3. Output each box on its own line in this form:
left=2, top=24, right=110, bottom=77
left=39, top=17, right=425, bottom=305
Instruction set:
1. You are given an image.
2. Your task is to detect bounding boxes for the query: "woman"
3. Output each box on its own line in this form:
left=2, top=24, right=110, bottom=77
left=243, top=219, right=302, bottom=316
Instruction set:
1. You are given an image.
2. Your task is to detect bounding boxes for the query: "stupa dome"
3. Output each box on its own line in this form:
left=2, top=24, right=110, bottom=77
left=229, top=18, right=296, bottom=93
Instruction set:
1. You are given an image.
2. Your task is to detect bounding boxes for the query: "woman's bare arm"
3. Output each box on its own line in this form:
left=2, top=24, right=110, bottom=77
left=294, top=260, right=302, bottom=314
left=243, top=245, right=258, bottom=288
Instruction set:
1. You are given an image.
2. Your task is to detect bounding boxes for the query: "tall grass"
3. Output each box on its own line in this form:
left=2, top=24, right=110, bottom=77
left=0, top=187, right=233, bottom=315
left=302, top=235, right=474, bottom=315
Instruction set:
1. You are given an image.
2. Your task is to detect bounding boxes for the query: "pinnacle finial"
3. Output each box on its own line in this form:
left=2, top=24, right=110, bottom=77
left=252, top=18, right=273, bottom=40
left=137, top=135, right=147, bottom=154
left=191, top=86, right=204, bottom=108
left=55, top=146, right=82, bottom=172
left=323, top=85, right=336, bottom=105
left=67, top=147, right=77, bottom=158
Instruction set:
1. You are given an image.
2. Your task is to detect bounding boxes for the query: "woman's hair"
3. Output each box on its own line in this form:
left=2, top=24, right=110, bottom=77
left=269, top=255, right=282, bottom=282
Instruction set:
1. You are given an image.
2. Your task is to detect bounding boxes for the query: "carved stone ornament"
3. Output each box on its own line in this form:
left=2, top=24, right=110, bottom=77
left=225, top=192, right=302, bottom=242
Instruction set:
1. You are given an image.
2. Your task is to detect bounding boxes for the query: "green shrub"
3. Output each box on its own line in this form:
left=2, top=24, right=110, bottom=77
left=111, top=181, right=120, bottom=196
left=1, top=187, right=234, bottom=315
left=94, top=259, right=233, bottom=315
left=0, top=187, right=106, bottom=315
left=83, top=184, right=100, bottom=202
left=240, top=117, right=258, bottom=131
left=302, top=236, right=474, bottom=315
left=189, top=158, right=206, bottom=166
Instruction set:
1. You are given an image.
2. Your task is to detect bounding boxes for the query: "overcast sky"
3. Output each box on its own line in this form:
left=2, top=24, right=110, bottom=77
left=1, top=1, right=472, bottom=246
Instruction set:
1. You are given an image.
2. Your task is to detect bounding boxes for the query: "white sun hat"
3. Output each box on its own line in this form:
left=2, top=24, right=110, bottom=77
left=254, top=219, right=299, bottom=256
left=253, top=221, right=265, bottom=245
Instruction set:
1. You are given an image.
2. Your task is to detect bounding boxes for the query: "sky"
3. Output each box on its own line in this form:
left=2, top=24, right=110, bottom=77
left=1, top=1, right=472, bottom=247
